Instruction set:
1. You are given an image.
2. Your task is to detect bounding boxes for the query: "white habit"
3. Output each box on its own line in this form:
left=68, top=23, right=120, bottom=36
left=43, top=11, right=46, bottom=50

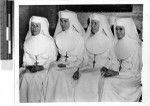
left=20, top=16, right=57, bottom=102
left=45, top=10, right=85, bottom=102
left=100, top=18, right=142, bottom=102
left=75, top=14, right=119, bottom=102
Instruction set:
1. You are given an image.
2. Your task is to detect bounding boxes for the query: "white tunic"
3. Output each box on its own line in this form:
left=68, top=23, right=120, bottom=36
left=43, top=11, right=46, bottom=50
left=100, top=38, right=142, bottom=102
left=75, top=32, right=119, bottom=102
left=45, top=30, right=85, bottom=102
left=20, top=34, right=57, bottom=102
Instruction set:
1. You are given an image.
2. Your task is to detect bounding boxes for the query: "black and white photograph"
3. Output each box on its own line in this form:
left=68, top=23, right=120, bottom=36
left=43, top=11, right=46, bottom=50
left=19, top=4, right=143, bottom=102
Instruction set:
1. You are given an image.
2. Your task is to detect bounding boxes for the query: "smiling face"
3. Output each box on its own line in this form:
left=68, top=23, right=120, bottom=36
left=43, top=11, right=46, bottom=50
left=91, top=19, right=100, bottom=34
left=115, top=25, right=125, bottom=40
left=60, top=18, right=70, bottom=31
left=31, top=22, right=41, bottom=36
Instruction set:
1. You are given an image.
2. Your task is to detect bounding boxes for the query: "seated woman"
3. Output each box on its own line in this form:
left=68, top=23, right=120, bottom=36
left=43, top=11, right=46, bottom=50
left=19, top=16, right=57, bottom=102
left=100, top=18, right=142, bottom=102
left=45, top=10, right=85, bottom=102
left=74, top=14, right=119, bottom=102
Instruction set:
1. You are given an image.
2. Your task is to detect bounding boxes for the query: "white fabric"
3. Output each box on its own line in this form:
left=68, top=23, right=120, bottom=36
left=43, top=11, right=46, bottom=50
left=54, top=10, right=85, bottom=37
left=114, top=36, right=136, bottom=60
left=23, top=16, right=57, bottom=69
left=100, top=18, right=142, bottom=102
left=109, top=16, right=118, bottom=44
left=55, top=30, right=84, bottom=65
left=20, top=70, right=48, bottom=102
left=20, top=16, right=57, bottom=103
left=45, top=66, right=79, bottom=102
left=86, top=32, right=111, bottom=55
left=115, top=18, right=142, bottom=45
left=74, top=14, right=119, bottom=102
left=45, top=10, right=85, bottom=102
left=85, top=14, right=115, bottom=45
left=25, top=16, right=50, bottom=40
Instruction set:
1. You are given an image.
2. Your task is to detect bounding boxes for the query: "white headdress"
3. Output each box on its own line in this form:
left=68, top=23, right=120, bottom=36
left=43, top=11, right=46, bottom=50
left=85, top=14, right=115, bottom=54
left=24, top=16, right=56, bottom=56
left=25, top=16, right=51, bottom=40
left=114, top=18, right=142, bottom=45
left=114, top=18, right=142, bottom=59
left=86, top=14, right=115, bottom=43
left=54, top=10, right=85, bottom=37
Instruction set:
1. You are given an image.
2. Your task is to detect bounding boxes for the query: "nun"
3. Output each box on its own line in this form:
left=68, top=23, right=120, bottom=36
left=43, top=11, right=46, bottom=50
left=74, top=14, right=119, bottom=102
left=45, top=10, right=85, bottom=102
left=20, top=16, right=57, bottom=102
left=100, top=18, right=142, bottom=102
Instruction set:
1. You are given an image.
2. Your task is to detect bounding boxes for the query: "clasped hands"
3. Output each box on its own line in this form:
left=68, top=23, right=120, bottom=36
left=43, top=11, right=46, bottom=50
left=100, top=67, right=119, bottom=77
left=26, top=65, right=44, bottom=73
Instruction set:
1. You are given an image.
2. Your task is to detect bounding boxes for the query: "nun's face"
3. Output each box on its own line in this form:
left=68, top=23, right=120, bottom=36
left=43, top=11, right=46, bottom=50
left=60, top=18, right=70, bottom=31
left=31, top=22, right=41, bottom=36
left=91, top=19, right=100, bottom=34
left=115, top=25, right=125, bottom=40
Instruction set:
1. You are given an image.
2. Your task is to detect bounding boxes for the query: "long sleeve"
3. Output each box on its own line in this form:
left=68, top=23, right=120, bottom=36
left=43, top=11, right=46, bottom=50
left=129, top=45, right=141, bottom=74
left=68, top=39, right=85, bottom=68
left=23, top=38, right=57, bottom=69
left=23, top=51, right=35, bottom=67
left=120, top=44, right=141, bottom=76
left=57, top=35, right=85, bottom=68
left=38, top=40, right=57, bottom=69
left=105, top=47, right=120, bottom=72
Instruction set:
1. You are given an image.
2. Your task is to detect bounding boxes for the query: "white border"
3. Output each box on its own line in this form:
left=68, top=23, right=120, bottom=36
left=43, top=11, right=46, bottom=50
left=14, top=0, right=150, bottom=106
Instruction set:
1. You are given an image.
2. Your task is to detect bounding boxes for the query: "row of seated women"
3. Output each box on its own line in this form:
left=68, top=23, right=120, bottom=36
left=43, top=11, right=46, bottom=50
left=19, top=10, right=142, bottom=102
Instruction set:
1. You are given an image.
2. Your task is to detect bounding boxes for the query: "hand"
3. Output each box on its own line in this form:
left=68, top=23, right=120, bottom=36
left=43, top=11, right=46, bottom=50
left=100, top=67, right=109, bottom=77
left=72, top=69, right=81, bottom=80
left=100, top=67, right=108, bottom=73
left=103, top=72, right=113, bottom=77
left=34, top=65, right=44, bottom=71
left=57, top=63, right=66, bottom=68
left=26, top=65, right=44, bottom=73
left=107, top=69, right=119, bottom=76
left=103, top=69, right=119, bottom=77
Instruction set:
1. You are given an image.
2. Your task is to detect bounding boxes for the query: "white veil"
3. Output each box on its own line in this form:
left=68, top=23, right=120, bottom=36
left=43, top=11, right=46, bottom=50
left=114, top=18, right=142, bottom=45
left=85, top=13, right=115, bottom=46
left=25, top=16, right=51, bottom=40
left=54, top=10, right=85, bottom=38
left=84, top=13, right=115, bottom=55
left=114, top=18, right=142, bottom=65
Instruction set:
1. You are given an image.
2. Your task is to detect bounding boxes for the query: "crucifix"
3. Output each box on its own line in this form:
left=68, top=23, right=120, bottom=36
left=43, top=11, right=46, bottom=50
left=65, top=51, right=69, bottom=62
left=93, top=54, right=96, bottom=68
left=119, top=59, right=123, bottom=71
left=34, top=56, right=39, bottom=66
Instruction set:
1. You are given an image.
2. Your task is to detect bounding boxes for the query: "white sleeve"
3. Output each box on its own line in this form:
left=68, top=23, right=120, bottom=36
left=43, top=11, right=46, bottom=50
left=105, top=47, right=120, bottom=72
left=119, top=45, right=141, bottom=76
left=131, top=45, right=142, bottom=72
left=23, top=50, right=35, bottom=67
left=38, top=40, right=57, bottom=69
left=67, top=37, right=85, bottom=68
